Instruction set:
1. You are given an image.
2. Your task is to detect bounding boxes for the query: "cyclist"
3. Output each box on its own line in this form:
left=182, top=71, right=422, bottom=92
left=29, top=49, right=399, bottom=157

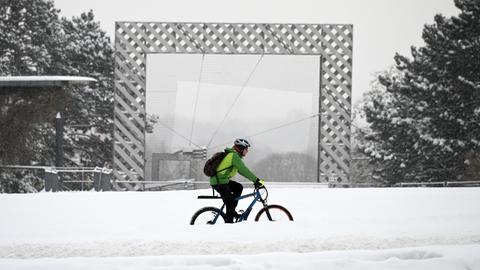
left=210, top=138, right=265, bottom=223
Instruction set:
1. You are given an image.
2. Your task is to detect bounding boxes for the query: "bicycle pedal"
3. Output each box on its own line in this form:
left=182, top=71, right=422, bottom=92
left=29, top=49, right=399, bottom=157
left=234, top=210, right=244, bottom=222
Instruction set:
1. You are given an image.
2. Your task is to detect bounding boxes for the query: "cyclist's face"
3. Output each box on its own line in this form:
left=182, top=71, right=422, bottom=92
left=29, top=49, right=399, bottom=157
left=242, top=147, right=249, bottom=156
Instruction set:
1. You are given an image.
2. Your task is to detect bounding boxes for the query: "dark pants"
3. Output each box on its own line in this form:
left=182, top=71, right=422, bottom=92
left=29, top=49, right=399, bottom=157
left=212, top=180, right=243, bottom=223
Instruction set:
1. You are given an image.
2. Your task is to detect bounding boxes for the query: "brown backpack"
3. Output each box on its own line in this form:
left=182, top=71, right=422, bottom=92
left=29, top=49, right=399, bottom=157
left=203, top=151, right=230, bottom=177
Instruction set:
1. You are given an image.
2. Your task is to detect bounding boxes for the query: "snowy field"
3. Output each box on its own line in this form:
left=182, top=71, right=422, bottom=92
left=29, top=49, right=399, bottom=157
left=1, top=187, right=479, bottom=269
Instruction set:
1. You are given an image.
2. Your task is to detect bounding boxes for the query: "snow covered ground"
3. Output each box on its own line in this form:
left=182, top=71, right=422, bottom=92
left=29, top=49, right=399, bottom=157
left=1, top=187, right=479, bottom=269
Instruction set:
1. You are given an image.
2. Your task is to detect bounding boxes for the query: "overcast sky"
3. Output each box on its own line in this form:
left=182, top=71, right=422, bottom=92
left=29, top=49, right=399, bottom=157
left=53, top=0, right=459, bottom=104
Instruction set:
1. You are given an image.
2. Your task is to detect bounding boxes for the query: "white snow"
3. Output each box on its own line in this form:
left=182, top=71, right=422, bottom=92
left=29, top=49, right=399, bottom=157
left=1, top=187, right=479, bottom=269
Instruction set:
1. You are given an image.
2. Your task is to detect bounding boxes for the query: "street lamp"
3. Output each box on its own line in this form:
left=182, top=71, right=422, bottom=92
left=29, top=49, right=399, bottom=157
left=55, top=112, right=64, bottom=167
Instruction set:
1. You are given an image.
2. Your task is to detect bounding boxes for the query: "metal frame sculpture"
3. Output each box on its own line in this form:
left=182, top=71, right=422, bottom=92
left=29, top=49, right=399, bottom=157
left=114, top=22, right=353, bottom=190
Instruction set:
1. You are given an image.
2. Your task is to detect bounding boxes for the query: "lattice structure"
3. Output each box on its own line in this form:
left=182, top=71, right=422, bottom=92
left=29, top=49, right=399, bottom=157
left=319, top=29, right=353, bottom=183
left=114, top=22, right=353, bottom=190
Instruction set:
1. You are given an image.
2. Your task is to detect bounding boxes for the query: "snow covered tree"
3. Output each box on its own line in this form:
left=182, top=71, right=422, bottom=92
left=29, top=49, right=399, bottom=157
left=361, top=0, right=480, bottom=183
left=57, top=10, right=114, bottom=167
left=0, top=0, right=114, bottom=192
left=350, top=90, right=390, bottom=186
left=0, top=0, right=63, bottom=75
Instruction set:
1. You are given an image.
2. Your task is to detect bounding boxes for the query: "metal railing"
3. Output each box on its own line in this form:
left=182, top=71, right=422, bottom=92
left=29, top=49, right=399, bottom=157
left=395, top=180, right=480, bottom=187
left=1, top=165, right=112, bottom=191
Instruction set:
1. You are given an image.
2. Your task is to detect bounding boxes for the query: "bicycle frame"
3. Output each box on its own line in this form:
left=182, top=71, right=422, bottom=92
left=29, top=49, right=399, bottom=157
left=214, top=188, right=266, bottom=223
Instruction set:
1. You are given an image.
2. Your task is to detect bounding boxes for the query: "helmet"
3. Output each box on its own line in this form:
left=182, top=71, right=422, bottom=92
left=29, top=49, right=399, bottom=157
left=234, top=138, right=251, bottom=149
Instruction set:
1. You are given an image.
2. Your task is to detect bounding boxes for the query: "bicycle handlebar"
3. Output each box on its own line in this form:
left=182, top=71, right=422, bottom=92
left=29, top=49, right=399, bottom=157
left=254, top=185, right=268, bottom=201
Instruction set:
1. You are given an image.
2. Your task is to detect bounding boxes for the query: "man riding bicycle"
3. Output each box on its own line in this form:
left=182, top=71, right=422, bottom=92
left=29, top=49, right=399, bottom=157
left=211, top=138, right=265, bottom=223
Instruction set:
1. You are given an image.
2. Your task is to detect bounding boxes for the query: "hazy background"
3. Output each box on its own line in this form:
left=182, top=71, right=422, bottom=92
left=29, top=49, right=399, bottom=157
left=145, top=54, right=320, bottom=180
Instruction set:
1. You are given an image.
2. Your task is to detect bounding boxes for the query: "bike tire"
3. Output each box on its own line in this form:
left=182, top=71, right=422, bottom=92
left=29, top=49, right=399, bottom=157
left=190, top=207, right=226, bottom=225
left=254, top=204, right=294, bottom=222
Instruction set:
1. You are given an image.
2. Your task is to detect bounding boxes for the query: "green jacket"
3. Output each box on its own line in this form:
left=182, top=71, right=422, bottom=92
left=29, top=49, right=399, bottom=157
left=209, top=148, right=258, bottom=185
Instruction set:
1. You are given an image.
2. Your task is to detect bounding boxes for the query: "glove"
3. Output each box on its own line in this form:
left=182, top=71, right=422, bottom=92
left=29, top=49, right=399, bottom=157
left=254, top=178, right=265, bottom=188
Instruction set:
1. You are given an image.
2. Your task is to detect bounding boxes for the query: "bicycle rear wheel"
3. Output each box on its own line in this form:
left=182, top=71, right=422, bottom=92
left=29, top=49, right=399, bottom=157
left=254, top=204, right=293, bottom=222
left=190, top=207, right=226, bottom=225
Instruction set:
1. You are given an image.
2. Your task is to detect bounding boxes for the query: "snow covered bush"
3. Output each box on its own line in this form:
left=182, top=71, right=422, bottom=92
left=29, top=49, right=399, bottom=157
left=0, top=170, right=43, bottom=193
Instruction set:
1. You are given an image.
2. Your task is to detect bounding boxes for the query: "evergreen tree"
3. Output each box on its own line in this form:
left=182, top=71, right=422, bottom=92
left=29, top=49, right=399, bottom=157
left=0, top=0, right=62, bottom=75
left=362, top=0, right=480, bottom=183
left=58, top=10, right=114, bottom=167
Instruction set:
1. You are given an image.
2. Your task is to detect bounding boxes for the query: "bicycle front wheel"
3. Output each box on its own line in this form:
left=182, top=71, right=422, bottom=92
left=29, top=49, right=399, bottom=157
left=255, top=205, right=293, bottom=222
left=190, top=207, right=226, bottom=225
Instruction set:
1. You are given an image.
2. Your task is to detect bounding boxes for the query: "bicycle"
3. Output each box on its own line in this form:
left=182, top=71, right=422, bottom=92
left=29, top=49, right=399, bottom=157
left=190, top=186, right=293, bottom=225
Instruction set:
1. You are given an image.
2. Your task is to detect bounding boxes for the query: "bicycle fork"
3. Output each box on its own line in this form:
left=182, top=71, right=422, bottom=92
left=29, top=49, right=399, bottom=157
left=259, top=199, right=274, bottom=221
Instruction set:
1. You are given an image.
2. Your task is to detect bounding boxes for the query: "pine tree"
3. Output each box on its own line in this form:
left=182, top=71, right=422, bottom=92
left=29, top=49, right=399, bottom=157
left=362, top=0, right=480, bottom=183
left=0, top=0, right=62, bottom=75
left=58, top=10, right=114, bottom=167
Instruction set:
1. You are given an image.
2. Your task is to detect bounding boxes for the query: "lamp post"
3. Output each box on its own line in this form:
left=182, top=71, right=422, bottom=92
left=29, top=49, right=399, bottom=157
left=55, top=112, right=64, bottom=168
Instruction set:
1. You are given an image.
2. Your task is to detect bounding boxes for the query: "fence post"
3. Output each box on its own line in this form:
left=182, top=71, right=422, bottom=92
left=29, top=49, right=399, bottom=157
left=101, top=167, right=112, bottom=191
left=93, top=167, right=112, bottom=191
left=93, top=167, right=102, bottom=191
left=44, top=168, right=59, bottom=192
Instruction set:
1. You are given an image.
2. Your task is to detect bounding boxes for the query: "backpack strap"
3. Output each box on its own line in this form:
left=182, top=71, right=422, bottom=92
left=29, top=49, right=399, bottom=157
left=213, top=165, right=233, bottom=185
